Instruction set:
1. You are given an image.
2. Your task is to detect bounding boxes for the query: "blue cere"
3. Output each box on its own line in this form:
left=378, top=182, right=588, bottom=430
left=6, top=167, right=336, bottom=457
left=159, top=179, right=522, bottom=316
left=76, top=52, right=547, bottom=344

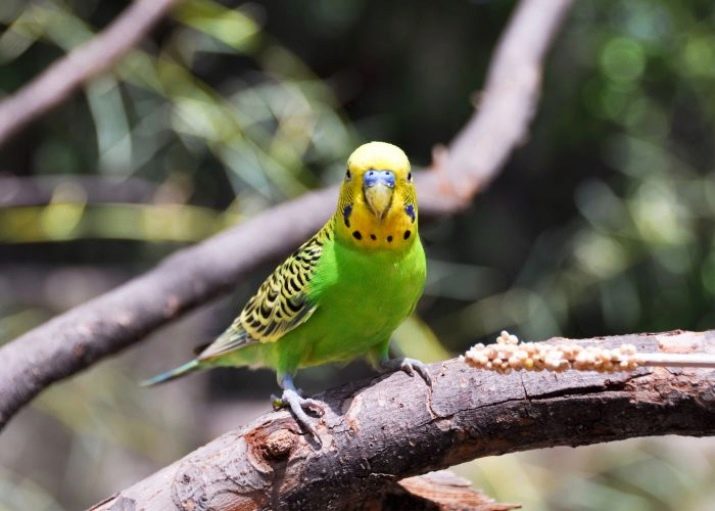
left=364, top=170, right=395, bottom=189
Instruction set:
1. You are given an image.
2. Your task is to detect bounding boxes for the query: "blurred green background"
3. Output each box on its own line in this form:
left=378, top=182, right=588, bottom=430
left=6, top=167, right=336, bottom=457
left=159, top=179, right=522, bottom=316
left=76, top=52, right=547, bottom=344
left=2, top=0, right=715, bottom=509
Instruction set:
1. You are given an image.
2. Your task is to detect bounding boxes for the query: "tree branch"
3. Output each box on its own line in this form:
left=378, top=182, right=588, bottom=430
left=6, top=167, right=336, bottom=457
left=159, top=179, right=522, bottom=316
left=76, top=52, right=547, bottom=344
left=420, top=0, right=573, bottom=213
left=0, top=0, right=573, bottom=431
left=390, top=471, right=520, bottom=511
left=90, top=329, right=715, bottom=510
left=0, top=0, right=179, bottom=147
left=0, top=176, right=159, bottom=207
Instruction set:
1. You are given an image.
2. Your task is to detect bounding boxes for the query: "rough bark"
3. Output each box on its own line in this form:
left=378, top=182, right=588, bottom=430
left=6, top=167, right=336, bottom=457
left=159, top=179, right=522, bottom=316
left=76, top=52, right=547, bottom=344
left=92, top=470, right=519, bottom=511
left=389, top=471, right=519, bottom=511
left=0, top=0, right=574, bottom=431
left=91, top=330, right=715, bottom=511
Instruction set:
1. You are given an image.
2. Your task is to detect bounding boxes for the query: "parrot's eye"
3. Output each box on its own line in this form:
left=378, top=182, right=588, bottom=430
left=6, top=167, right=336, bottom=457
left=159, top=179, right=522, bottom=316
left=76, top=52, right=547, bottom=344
left=346, top=169, right=351, bottom=180
left=407, top=172, right=412, bottom=181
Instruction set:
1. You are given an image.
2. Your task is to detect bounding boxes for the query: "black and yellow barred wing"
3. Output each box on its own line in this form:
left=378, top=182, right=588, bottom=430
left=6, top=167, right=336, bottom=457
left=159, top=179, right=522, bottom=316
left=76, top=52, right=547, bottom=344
left=198, top=224, right=333, bottom=360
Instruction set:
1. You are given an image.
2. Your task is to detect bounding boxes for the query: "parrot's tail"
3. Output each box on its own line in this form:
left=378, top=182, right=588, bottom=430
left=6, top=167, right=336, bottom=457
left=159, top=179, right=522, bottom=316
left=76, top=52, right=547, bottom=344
left=140, top=360, right=200, bottom=387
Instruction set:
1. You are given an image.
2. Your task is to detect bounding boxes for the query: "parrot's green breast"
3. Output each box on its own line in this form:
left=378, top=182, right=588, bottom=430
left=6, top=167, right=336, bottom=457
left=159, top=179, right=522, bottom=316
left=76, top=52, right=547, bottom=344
left=219, top=228, right=426, bottom=374
left=303, top=233, right=426, bottom=365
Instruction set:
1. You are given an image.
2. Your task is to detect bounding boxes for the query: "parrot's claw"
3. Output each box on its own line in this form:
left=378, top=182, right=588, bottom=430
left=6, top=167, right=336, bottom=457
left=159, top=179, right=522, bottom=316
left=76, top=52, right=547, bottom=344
left=381, top=357, right=432, bottom=387
left=273, top=388, right=325, bottom=445
left=300, top=397, right=326, bottom=416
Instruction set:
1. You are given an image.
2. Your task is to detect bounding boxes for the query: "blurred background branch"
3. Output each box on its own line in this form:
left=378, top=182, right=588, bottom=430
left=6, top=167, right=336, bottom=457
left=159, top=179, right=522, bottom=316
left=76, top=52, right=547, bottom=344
left=0, top=0, right=180, bottom=147
left=0, top=175, right=159, bottom=206
left=93, top=329, right=715, bottom=510
left=422, top=0, right=573, bottom=211
left=0, top=0, right=573, bottom=432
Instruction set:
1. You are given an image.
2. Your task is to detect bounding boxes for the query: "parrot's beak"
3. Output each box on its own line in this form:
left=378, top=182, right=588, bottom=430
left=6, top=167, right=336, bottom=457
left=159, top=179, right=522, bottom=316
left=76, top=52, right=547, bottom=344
left=363, top=170, right=395, bottom=219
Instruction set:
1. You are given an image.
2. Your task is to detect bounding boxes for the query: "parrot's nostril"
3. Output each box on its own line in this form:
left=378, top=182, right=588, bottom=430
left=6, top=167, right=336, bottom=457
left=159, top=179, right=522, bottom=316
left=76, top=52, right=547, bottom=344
left=363, top=169, right=395, bottom=194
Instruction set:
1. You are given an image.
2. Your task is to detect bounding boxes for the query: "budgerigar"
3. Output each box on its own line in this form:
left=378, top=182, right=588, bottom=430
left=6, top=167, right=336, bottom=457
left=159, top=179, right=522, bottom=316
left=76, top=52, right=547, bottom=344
left=144, top=141, right=429, bottom=441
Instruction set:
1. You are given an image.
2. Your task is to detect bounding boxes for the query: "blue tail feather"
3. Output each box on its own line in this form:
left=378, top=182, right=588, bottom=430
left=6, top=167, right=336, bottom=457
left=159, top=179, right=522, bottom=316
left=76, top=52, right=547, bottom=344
left=140, top=360, right=200, bottom=387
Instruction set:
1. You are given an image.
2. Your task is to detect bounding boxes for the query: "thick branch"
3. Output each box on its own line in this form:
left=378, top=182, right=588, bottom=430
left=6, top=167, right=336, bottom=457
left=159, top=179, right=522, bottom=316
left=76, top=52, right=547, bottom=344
left=91, top=330, right=715, bottom=510
left=0, top=0, right=179, bottom=147
left=0, top=0, right=573, bottom=430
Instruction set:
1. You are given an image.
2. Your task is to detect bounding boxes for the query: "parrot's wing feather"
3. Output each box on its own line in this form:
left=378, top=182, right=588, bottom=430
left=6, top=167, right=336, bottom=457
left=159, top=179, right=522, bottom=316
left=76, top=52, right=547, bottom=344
left=198, top=225, right=331, bottom=360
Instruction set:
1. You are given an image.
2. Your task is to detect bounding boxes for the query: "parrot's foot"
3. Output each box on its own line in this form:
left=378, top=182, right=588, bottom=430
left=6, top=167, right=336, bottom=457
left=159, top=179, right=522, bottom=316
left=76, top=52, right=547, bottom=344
left=273, top=389, right=324, bottom=445
left=274, top=375, right=325, bottom=445
left=381, top=357, right=432, bottom=387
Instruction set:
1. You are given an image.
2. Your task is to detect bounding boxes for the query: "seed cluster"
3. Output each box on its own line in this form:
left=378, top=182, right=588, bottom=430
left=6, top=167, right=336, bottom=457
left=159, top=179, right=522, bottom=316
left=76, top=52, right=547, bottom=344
left=461, top=330, right=640, bottom=374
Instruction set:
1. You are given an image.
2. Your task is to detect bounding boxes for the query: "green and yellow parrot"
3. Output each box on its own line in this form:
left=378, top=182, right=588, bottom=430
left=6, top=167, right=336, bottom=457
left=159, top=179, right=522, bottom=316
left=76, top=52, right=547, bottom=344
left=144, top=141, right=429, bottom=440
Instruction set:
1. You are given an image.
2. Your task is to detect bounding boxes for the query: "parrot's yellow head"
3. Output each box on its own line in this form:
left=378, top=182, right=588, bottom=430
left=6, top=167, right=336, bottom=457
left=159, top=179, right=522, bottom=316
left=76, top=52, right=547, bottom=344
left=335, top=141, right=418, bottom=250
